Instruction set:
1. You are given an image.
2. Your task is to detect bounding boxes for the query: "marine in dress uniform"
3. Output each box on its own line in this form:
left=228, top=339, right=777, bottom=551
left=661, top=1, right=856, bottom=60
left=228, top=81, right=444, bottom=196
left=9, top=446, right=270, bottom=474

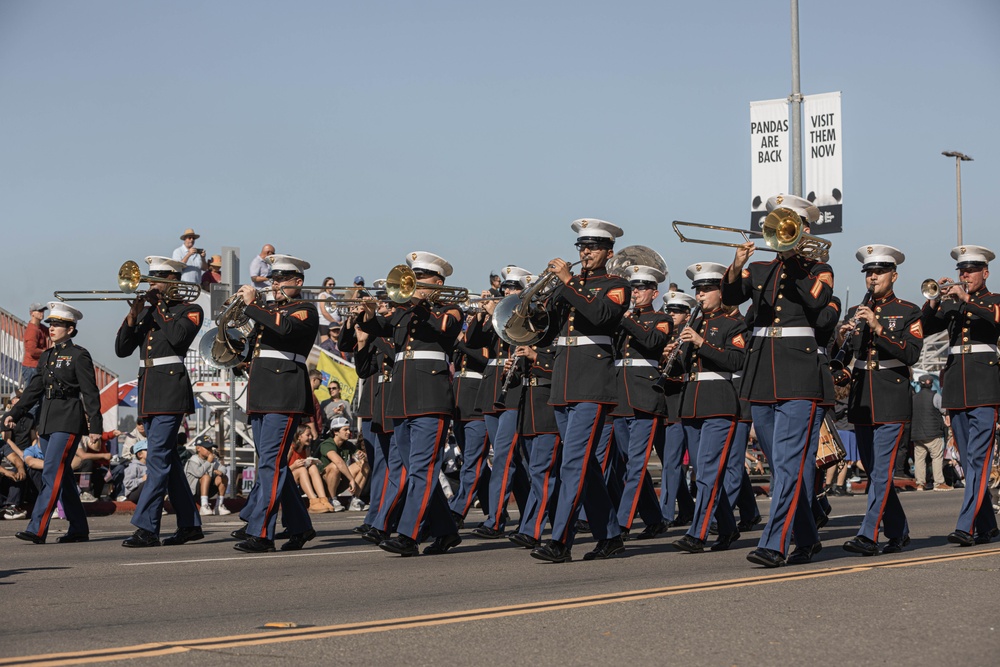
left=610, top=264, right=672, bottom=539
left=233, top=254, right=319, bottom=553
left=115, top=256, right=204, bottom=548
left=359, top=251, right=464, bottom=556
left=721, top=194, right=835, bottom=568
left=671, top=263, right=748, bottom=553
left=530, top=218, right=631, bottom=563
left=656, top=291, right=698, bottom=529
left=448, top=313, right=491, bottom=525
left=6, top=303, right=101, bottom=544
left=838, top=245, right=922, bottom=556
left=921, top=245, right=1000, bottom=546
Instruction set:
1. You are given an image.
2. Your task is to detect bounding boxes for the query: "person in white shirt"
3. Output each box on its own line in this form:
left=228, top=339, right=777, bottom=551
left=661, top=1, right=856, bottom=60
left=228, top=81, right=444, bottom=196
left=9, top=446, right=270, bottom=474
left=172, top=228, right=209, bottom=284
left=249, top=244, right=276, bottom=290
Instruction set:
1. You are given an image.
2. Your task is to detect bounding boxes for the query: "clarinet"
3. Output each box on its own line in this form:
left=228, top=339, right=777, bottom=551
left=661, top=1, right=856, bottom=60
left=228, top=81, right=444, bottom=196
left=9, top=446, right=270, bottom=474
left=653, top=305, right=702, bottom=393
left=829, top=288, right=874, bottom=385
left=493, top=348, right=522, bottom=410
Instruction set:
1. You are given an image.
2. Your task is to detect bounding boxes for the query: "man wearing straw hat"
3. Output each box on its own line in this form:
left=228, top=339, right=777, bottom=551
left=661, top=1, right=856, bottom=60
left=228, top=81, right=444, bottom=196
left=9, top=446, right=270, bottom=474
left=172, top=228, right=208, bottom=284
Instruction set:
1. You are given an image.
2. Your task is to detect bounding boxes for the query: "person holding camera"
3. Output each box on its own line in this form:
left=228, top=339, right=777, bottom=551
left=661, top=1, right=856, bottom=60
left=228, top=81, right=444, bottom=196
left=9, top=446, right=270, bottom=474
left=172, top=228, right=209, bottom=284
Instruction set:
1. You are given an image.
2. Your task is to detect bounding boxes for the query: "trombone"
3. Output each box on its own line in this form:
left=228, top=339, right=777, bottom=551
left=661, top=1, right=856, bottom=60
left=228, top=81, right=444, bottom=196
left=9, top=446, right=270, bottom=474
left=384, top=265, right=468, bottom=304
left=280, top=281, right=389, bottom=319
left=920, top=278, right=969, bottom=301
left=672, top=207, right=832, bottom=261
left=54, top=260, right=202, bottom=303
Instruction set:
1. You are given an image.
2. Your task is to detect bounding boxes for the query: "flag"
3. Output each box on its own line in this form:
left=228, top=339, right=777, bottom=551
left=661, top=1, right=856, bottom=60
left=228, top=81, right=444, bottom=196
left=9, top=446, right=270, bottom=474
left=314, top=350, right=358, bottom=404
left=99, top=380, right=119, bottom=432
left=118, top=380, right=138, bottom=408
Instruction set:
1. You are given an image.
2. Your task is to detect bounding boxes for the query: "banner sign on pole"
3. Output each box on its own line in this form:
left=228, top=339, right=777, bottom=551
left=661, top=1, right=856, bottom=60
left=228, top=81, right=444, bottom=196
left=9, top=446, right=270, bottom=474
left=749, top=99, right=790, bottom=231
left=803, top=91, right=843, bottom=234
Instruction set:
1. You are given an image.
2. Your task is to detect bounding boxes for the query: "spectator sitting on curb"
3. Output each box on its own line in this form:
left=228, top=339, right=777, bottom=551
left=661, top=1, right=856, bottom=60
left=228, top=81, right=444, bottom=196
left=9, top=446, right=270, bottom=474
left=122, top=441, right=149, bottom=504
left=72, top=436, right=111, bottom=502
left=1, top=443, right=29, bottom=519
left=287, top=425, right=337, bottom=513
left=318, top=417, right=369, bottom=511
left=183, top=438, right=231, bottom=516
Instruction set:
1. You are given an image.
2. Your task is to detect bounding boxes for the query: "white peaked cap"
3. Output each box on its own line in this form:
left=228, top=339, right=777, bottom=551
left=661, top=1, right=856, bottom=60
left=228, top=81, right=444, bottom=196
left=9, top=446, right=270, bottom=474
left=663, top=291, right=697, bottom=311
left=571, top=218, right=624, bottom=242
left=145, top=256, right=187, bottom=273
left=856, top=244, right=905, bottom=270
left=766, top=194, right=820, bottom=224
left=500, top=266, right=531, bottom=284
left=685, top=261, right=728, bottom=286
left=266, top=254, right=311, bottom=273
left=406, top=251, right=453, bottom=278
left=46, top=301, right=83, bottom=323
left=951, top=244, right=995, bottom=267
left=626, top=264, right=666, bottom=285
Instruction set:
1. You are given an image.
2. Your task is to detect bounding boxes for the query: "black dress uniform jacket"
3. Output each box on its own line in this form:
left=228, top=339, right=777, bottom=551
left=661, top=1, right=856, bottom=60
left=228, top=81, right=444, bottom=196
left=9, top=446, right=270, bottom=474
left=453, top=338, right=488, bottom=421
left=521, top=342, right=558, bottom=436
left=721, top=255, right=834, bottom=402
left=467, top=315, right=511, bottom=416
left=547, top=267, right=631, bottom=405
left=115, top=300, right=202, bottom=417
left=244, top=299, right=319, bottom=414
left=679, top=309, right=747, bottom=419
left=354, top=337, right=396, bottom=433
left=659, top=326, right=690, bottom=424
left=611, top=306, right=671, bottom=417
left=922, top=287, right=1000, bottom=409
left=359, top=300, right=462, bottom=418
left=840, top=292, right=922, bottom=424
left=816, top=297, right=842, bottom=408
left=8, top=340, right=102, bottom=437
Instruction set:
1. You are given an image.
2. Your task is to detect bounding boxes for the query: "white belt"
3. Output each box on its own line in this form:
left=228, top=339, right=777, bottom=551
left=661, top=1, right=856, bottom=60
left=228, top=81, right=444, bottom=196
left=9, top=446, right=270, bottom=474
left=257, top=350, right=307, bottom=365
left=949, top=344, right=999, bottom=355
left=852, top=358, right=906, bottom=371
left=752, top=326, right=816, bottom=338
left=377, top=374, right=389, bottom=384
left=141, top=355, right=183, bottom=368
left=487, top=359, right=501, bottom=366
left=556, top=335, right=613, bottom=347
left=683, top=371, right=733, bottom=382
left=615, top=358, right=658, bottom=368
left=456, top=370, right=483, bottom=379
left=394, top=351, right=450, bottom=363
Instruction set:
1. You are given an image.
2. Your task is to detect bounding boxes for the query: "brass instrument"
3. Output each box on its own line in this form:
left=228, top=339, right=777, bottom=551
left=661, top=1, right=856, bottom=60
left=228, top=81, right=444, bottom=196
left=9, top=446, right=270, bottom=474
left=206, top=291, right=264, bottom=369
left=385, top=265, right=468, bottom=304
left=606, top=245, right=669, bottom=280
left=283, top=281, right=388, bottom=319
left=54, top=260, right=202, bottom=303
left=921, top=278, right=970, bottom=301
left=672, top=207, right=832, bottom=261
left=492, top=261, right=582, bottom=346
left=458, top=295, right=506, bottom=313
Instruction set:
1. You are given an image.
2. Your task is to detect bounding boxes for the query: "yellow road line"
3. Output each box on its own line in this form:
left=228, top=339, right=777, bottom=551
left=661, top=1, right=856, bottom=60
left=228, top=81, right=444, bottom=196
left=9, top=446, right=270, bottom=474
left=3, top=546, right=998, bottom=666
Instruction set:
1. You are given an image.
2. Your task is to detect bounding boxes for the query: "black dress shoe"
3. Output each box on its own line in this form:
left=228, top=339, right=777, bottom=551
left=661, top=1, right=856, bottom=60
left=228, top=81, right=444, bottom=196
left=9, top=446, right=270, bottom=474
left=787, top=542, right=823, bottom=564
left=352, top=523, right=372, bottom=535
left=122, top=529, right=161, bottom=548
left=746, top=547, right=786, bottom=568
left=708, top=522, right=719, bottom=535
left=508, top=532, right=539, bottom=549
left=423, top=533, right=462, bottom=555
left=672, top=534, right=706, bottom=553
left=666, top=514, right=693, bottom=528
left=974, top=528, right=1000, bottom=545
left=634, top=521, right=669, bottom=540
left=379, top=535, right=420, bottom=557
left=281, top=528, right=317, bottom=551
left=362, top=527, right=389, bottom=545
left=162, top=527, right=205, bottom=546
left=574, top=520, right=591, bottom=534
left=471, top=525, right=505, bottom=539
left=814, top=512, right=830, bottom=530
left=711, top=529, right=741, bottom=552
left=234, top=536, right=276, bottom=553
left=881, top=535, right=911, bottom=554
left=843, top=535, right=879, bottom=556
left=274, top=529, right=290, bottom=540
left=948, top=530, right=975, bottom=547
left=15, top=530, right=44, bottom=544
left=450, top=512, right=465, bottom=530
left=583, top=536, right=626, bottom=561
left=56, top=533, right=90, bottom=544
left=530, top=539, right=572, bottom=563
left=737, top=515, right=762, bottom=532
left=231, top=524, right=249, bottom=540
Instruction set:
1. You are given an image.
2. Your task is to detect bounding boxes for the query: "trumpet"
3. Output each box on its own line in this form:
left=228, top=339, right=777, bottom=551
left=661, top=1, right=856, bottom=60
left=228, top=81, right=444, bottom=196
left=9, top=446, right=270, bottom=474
left=55, top=260, right=202, bottom=303
left=458, top=295, right=506, bottom=312
left=284, top=281, right=388, bottom=320
left=921, top=278, right=969, bottom=301
left=385, top=265, right=468, bottom=304
left=672, top=207, right=831, bottom=261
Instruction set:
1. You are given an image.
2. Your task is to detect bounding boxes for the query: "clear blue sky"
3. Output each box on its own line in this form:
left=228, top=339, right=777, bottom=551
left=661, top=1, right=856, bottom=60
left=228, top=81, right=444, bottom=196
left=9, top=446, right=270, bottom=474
left=2, top=1, right=998, bottom=378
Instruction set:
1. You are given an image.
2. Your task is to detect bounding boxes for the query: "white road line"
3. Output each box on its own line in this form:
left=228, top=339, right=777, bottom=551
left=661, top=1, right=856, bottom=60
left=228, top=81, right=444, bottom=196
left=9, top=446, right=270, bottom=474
left=123, top=548, right=381, bottom=566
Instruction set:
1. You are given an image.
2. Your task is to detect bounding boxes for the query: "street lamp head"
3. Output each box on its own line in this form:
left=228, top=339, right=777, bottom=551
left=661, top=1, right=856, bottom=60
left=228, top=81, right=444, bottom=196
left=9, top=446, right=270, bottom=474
left=942, top=150, right=973, bottom=161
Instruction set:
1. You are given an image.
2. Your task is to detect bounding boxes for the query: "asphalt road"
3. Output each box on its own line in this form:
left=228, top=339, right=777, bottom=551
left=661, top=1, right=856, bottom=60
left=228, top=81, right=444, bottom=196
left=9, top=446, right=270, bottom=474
left=2, top=490, right=999, bottom=667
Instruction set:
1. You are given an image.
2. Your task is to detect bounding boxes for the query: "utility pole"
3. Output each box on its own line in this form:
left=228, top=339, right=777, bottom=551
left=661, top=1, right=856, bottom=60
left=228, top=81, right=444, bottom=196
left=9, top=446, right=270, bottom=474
left=789, top=0, right=803, bottom=197
left=941, top=151, right=973, bottom=245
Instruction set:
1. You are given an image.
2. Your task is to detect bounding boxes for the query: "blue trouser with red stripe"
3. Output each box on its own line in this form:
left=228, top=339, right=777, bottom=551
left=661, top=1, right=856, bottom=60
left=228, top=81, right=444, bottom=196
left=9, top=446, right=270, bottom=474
left=950, top=407, right=999, bottom=537
left=724, top=422, right=760, bottom=524
left=752, top=400, right=819, bottom=555
left=373, top=431, right=407, bottom=533
left=855, top=423, right=909, bottom=542
left=26, top=432, right=88, bottom=539
left=518, top=433, right=562, bottom=540
left=362, top=421, right=396, bottom=528
left=613, top=414, right=664, bottom=530
left=685, top=417, right=739, bottom=541
left=247, top=413, right=311, bottom=541
left=579, top=418, right=620, bottom=525
left=482, top=410, right=523, bottom=530
left=660, top=421, right=695, bottom=522
left=449, top=418, right=490, bottom=518
left=550, top=403, right=620, bottom=548
left=133, top=414, right=200, bottom=535
left=394, top=416, right=457, bottom=541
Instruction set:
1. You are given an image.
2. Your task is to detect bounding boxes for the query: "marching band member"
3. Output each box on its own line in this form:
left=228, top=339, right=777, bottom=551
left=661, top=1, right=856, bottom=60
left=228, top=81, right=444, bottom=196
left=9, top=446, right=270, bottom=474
left=530, top=218, right=630, bottom=563
left=921, top=244, right=1000, bottom=546
left=722, top=194, right=835, bottom=568
left=233, top=254, right=319, bottom=553
left=840, top=244, right=922, bottom=556
left=671, top=262, right=748, bottom=553
left=448, top=314, right=490, bottom=527
left=6, top=302, right=102, bottom=544
left=359, top=251, right=463, bottom=556
left=116, top=256, right=203, bottom=548
left=656, top=291, right=698, bottom=530
left=610, top=264, right=672, bottom=539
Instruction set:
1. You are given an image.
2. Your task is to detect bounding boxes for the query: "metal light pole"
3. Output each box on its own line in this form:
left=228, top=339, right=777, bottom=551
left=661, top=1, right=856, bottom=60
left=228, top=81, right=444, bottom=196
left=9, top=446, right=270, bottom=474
left=942, top=151, right=973, bottom=245
left=789, top=0, right=803, bottom=196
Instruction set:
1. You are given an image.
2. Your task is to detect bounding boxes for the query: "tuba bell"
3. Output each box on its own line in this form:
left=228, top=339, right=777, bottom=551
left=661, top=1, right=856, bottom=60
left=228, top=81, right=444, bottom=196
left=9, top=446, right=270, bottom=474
left=206, top=291, right=263, bottom=369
